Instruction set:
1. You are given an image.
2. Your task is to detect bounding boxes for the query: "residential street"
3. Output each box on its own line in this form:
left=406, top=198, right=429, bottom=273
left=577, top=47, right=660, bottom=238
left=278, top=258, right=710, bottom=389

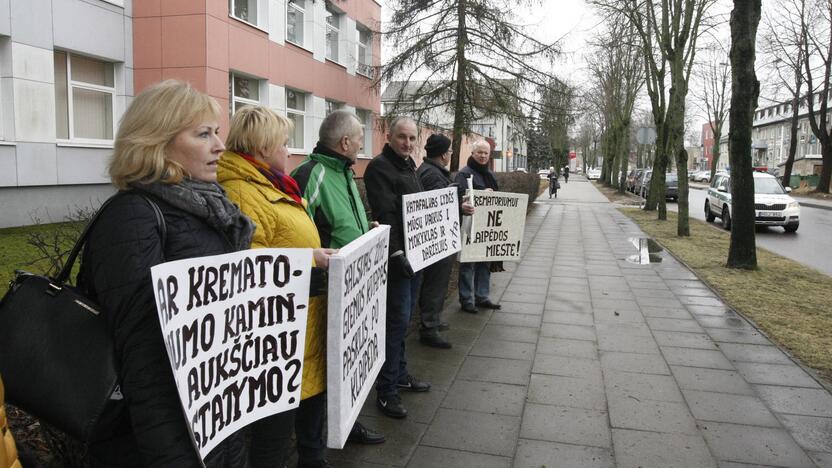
left=332, top=176, right=832, bottom=467
left=669, top=187, right=832, bottom=276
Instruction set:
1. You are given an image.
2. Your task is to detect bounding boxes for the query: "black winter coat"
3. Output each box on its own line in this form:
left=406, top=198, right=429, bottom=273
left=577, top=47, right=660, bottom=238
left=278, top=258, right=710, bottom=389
left=417, top=158, right=452, bottom=191
left=454, top=164, right=499, bottom=201
left=81, top=191, right=247, bottom=468
left=364, top=144, right=423, bottom=255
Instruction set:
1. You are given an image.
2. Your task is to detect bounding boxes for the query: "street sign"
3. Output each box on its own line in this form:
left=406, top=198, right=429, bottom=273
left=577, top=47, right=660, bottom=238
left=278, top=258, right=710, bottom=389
left=636, top=127, right=657, bottom=145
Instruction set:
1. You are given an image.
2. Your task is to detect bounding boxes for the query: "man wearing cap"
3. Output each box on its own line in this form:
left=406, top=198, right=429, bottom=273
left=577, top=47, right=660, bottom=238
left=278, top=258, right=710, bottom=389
left=416, top=134, right=473, bottom=348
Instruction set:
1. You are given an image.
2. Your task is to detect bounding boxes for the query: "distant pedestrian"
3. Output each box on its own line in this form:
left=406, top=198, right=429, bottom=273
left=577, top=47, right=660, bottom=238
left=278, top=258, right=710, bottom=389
left=548, top=166, right=559, bottom=198
left=563, top=165, right=570, bottom=183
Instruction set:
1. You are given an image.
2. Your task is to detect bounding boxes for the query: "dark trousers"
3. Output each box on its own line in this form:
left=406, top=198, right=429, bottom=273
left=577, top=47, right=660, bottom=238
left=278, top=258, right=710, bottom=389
left=458, top=261, right=491, bottom=306
left=376, top=271, right=422, bottom=397
left=418, top=256, right=453, bottom=336
left=295, top=392, right=326, bottom=465
left=249, top=408, right=295, bottom=468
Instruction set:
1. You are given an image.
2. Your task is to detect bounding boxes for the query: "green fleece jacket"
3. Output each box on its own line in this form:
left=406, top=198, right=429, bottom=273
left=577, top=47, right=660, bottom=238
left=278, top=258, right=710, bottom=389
left=292, top=147, right=370, bottom=248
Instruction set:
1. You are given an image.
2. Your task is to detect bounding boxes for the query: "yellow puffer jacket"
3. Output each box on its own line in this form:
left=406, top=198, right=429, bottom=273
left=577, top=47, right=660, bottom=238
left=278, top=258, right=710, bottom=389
left=218, top=151, right=326, bottom=400
left=1, top=376, right=22, bottom=468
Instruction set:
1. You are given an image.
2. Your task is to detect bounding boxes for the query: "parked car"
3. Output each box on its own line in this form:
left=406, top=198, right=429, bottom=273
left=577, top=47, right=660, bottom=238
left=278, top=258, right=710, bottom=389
left=514, top=167, right=528, bottom=173
left=627, top=169, right=644, bottom=193
left=636, top=170, right=653, bottom=197
left=705, top=171, right=800, bottom=232
left=690, top=170, right=711, bottom=183
left=537, top=169, right=550, bottom=179
left=586, top=168, right=601, bottom=180
left=639, top=171, right=678, bottom=201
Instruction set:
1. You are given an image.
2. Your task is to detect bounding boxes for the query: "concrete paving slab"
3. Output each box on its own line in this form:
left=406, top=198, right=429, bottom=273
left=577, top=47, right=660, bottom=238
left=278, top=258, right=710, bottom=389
left=611, top=429, right=717, bottom=468
left=536, top=337, right=598, bottom=359
left=520, top=403, right=611, bottom=449
left=532, top=354, right=603, bottom=381
left=671, top=366, right=756, bottom=395
left=717, top=343, right=794, bottom=365
left=654, top=330, right=718, bottom=350
left=513, top=439, right=614, bottom=468
left=489, top=312, right=541, bottom=328
left=636, top=296, right=686, bottom=308
left=700, top=421, right=816, bottom=467
left=734, top=362, right=822, bottom=388
left=397, top=389, right=446, bottom=424
left=407, top=446, right=511, bottom=468
left=498, top=301, right=544, bottom=315
left=604, top=369, right=685, bottom=403
left=809, top=451, right=832, bottom=467
left=470, top=338, right=536, bottom=361
left=682, top=389, right=781, bottom=427
left=754, top=385, right=832, bottom=417
left=608, top=397, right=699, bottom=434
left=540, top=323, right=596, bottom=341
left=421, top=408, right=521, bottom=457
left=779, top=414, right=832, bottom=453
left=480, top=324, right=540, bottom=344
left=662, top=347, right=735, bottom=370
left=528, top=374, right=607, bottom=410
left=601, top=351, right=671, bottom=375
left=706, top=328, right=773, bottom=345
left=686, top=304, right=735, bottom=316
left=696, top=315, right=755, bottom=330
left=640, top=305, right=695, bottom=319
left=441, top=379, right=527, bottom=417
left=328, top=415, right=427, bottom=466
left=544, top=298, right=593, bottom=313
left=542, top=310, right=595, bottom=326
left=457, top=356, right=532, bottom=385
left=593, top=308, right=646, bottom=324
left=597, top=333, right=660, bottom=354
left=646, top=317, right=706, bottom=333
left=407, top=357, right=463, bottom=391
left=628, top=287, right=677, bottom=299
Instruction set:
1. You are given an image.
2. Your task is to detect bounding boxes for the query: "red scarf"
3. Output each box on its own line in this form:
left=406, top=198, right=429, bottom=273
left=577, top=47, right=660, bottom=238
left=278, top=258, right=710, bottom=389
left=239, top=153, right=303, bottom=204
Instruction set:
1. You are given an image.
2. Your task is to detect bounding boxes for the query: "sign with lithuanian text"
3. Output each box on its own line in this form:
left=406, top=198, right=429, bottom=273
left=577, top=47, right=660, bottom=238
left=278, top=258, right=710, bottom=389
left=460, top=190, right=528, bottom=262
left=402, top=187, right=461, bottom=272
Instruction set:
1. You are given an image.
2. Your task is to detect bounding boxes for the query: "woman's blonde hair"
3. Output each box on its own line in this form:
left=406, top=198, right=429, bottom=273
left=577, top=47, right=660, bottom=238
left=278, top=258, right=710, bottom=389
left=225, top=106, right=293, bottom=157
left=109, top=80, right=221, bottom=190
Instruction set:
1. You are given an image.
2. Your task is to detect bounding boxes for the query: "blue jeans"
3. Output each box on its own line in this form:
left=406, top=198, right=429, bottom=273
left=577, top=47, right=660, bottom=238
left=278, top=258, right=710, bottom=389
left=458, top=262, right=491, bottom=306
left=376, top=271, right=422, bottom=397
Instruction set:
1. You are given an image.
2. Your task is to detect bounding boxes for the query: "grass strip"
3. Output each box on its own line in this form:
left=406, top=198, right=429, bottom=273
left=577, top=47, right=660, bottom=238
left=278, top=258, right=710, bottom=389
left=620, top=207, right=832, bottom=383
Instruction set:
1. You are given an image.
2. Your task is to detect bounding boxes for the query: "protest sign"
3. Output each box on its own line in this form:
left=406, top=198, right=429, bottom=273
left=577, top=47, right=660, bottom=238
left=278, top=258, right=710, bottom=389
left=460, top=190, right=528, bottom=262
left=326, top=226, right=390, bottom=448
left=402, top=187, right=461, bottom=272
left=150, top=248, right=311, bottom=459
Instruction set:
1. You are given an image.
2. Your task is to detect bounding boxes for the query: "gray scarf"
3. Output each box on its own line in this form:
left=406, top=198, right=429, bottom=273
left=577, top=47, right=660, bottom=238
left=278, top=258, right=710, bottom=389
left=132, top=178, right=255, bottom=251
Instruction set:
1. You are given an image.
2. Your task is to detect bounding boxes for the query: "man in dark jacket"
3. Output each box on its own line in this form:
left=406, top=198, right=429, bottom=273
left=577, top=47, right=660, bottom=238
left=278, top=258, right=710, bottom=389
left=364, top=116, right=431, bottom=419
left=454, top=140, right=502, bottom=314
left=415, top=134, right=473, bottom=348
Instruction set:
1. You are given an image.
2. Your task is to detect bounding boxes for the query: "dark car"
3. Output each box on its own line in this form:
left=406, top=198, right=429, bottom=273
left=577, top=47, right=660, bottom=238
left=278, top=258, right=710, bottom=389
left=665, top=173, right=678, bottom=201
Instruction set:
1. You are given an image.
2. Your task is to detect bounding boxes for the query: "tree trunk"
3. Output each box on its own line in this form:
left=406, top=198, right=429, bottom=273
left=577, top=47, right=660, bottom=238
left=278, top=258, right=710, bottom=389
left=818, top=143, right=832, bottom=193
left=711, top=127, right=722, bottom=180
left=669, top=68, right=690, bottom=236
left=727, top=0, right=761, bottom=270
left=618, top=121, right=631, bottom=193
left=449, top=0, right=467, bottom=172
left=781, top=97, right=800, bottom=188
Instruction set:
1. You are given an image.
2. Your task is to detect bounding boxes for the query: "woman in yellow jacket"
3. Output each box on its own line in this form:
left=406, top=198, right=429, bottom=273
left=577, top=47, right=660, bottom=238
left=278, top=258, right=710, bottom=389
left=218, top=106, right=334, bottom=468
left=1, top=376, right=22, bottom=468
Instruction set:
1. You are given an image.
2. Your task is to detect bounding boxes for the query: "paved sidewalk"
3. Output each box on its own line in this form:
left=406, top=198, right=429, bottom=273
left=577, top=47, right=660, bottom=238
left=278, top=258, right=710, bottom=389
left=331, top=176, right=832, bottom=467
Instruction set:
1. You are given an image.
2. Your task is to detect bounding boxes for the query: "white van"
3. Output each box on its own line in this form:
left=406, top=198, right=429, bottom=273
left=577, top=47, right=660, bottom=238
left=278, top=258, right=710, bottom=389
left=705, top=171, right=800, bottom=233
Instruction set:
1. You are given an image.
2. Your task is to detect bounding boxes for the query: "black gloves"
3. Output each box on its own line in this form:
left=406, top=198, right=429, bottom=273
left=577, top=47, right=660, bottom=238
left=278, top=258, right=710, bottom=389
left=389, top=250, right=415, bottom=279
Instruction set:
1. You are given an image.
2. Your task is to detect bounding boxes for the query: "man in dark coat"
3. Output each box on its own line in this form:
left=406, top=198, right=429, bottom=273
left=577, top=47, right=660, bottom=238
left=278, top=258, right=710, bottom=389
left=454, top=140, right=502, bottom=314
left=364, top=116, right=431, bottom=419
left=415, top=134, right=473, bottom=349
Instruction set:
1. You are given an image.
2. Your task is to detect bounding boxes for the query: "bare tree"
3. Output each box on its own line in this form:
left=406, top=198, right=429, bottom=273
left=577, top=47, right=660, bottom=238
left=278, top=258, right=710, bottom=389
left=380, top=0, right=560, bottom=170
left=760, top=0, right=807, bottom=188
left=800, top=0, right=832, bottom=193
left=694, top=43, right=731, bottom=180
left=727, top=0, right=762, bottom=269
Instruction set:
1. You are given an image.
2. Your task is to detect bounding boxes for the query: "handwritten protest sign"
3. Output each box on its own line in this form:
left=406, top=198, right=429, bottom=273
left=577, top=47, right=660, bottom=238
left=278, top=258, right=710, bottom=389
left=402, top=187, right=461, bottom=272
left=460, top=190, right=528, bottom=262
left=150, top=249, right=311, bottom=459
left=326, top=226, right=390, bottom=448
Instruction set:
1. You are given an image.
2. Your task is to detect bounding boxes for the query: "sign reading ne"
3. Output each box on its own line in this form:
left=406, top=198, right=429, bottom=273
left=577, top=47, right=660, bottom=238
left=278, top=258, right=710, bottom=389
left=460, top=190, right=529, bottom=262
left=402, top=187, right=461, bottom=272
left=326, top=226, right=390, bottom=449
left=150, top=249, right=311, bottom=459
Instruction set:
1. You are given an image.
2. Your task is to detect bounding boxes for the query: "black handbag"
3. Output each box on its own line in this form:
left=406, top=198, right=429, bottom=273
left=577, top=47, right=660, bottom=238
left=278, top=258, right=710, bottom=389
left=0, top=193, right=166, bottom=442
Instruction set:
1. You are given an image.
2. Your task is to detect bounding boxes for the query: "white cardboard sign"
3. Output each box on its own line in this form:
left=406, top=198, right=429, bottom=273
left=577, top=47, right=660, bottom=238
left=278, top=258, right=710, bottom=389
left=150, top=248, right=311, bottom=459
left=460, top=190, right=529, bottom=262
left=326, top=226, right=390, bottom=448
left=402, top=187, right=462, bottom=272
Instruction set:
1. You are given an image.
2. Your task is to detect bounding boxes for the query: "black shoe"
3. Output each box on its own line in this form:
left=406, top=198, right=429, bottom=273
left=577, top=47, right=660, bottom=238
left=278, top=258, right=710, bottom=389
left=420, top=333, right=452, bottom=349
left=347, top=422, right=386, bottom=445
left=461, top=303, right=478, bottom=314
left=377, top=394, right=407, bottom=418
left=476, top=300, right=501, bottom=310
left=396, top=374, right=431, bottom=392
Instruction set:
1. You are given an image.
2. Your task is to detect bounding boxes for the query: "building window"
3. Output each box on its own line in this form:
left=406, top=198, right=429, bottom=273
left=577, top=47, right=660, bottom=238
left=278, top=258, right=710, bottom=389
left=230, top=73, right=260, bottom=114
left=54, top=51, right=115, bottom=142
left=286, top=89, right=306, bottom=149
left=357, top=26, right=372, bottom=77
left=287, top=0, right=305, bottom=46
left=325, top=3, right=341, bottom=62
left=356, top=108, right=372, bottom=157
left=325, top=99, right=343, bottom=115
left=230, top=0, right=258, bottom=25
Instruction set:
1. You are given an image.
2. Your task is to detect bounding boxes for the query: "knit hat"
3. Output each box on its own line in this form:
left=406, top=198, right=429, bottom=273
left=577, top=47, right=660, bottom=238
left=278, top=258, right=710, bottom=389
left=425, top=134, right=452, bottom=158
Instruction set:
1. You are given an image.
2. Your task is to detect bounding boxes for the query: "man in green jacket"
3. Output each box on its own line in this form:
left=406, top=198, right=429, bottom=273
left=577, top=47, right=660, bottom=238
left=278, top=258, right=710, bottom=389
left=292, top=110, right=385, bottom=446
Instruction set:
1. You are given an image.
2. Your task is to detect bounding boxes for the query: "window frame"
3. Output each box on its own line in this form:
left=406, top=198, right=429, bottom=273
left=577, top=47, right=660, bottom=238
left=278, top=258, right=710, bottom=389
left=286, top=88, right=307, bottom=152
left=325, top=3, right=342, bottom=63
left=55, top=50, right=117, bottom=146
left=356, top=25, right=372, bottom=77
left=229, top=0, right=258, bottom=26
left=355, top=108, right=373, bottom=159
left=229, top=73, right=262, bottom=115
left=286, top=0, right=306, bottom=47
